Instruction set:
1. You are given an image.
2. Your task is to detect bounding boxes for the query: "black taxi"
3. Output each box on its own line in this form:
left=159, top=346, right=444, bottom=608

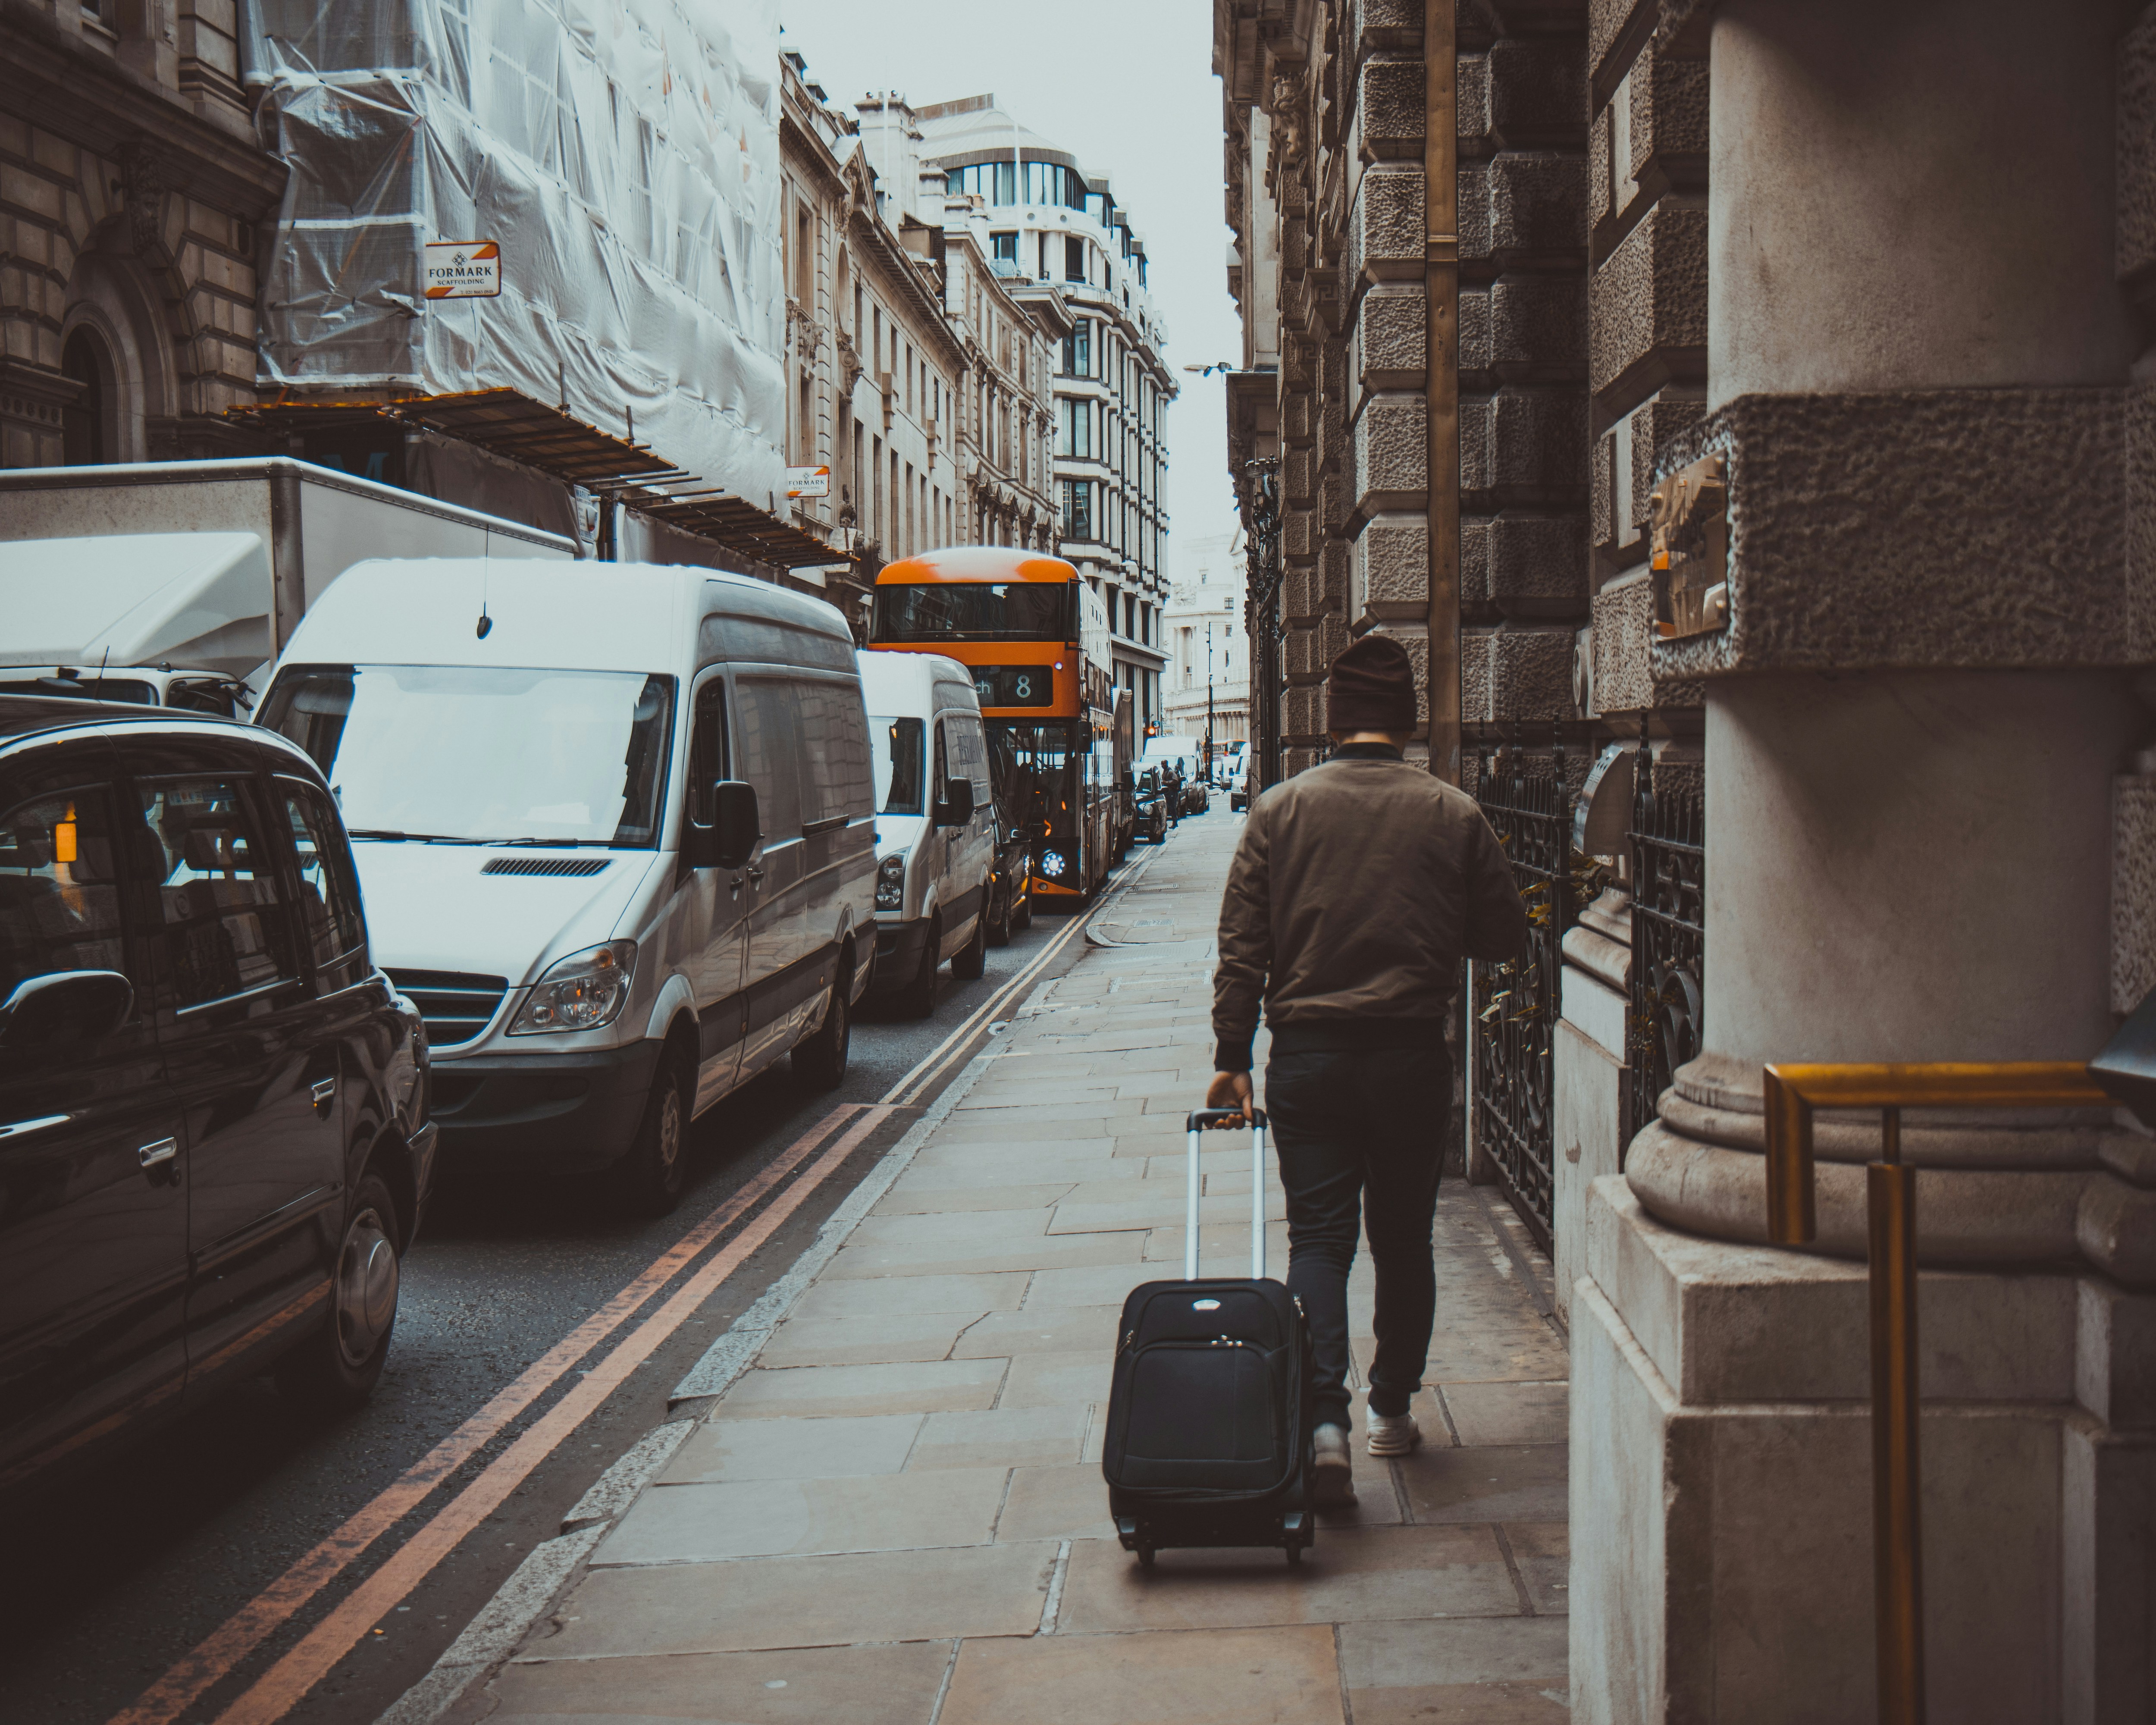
left=0, top=696, right=434, bottom=1496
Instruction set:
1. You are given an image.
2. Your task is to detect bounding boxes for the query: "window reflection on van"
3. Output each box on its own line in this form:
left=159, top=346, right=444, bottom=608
left=260, top=665, right=674, bottom=847
left=871, top=716, right=925, bottom=815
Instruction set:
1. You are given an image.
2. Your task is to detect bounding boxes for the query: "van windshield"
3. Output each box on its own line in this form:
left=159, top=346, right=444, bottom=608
left=260, top=664, right=674, bottom=847
left=869, top=716, right=925, bottom=815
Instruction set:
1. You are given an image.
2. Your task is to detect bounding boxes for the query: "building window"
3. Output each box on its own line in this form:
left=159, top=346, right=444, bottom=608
left=1057, top=397, right=1093, bottom=460
left=1064, top=235, right=1086, bottom=283
left=1062, top=479, right=1093, bottom=542
left=1061, top=318, right=1091, bottom=379
left=991, top=231, right=1018, bottom=270
left=946, top=161, right=1018, bottom=205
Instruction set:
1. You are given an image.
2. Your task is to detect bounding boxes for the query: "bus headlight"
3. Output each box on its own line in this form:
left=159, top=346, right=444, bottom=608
left=509, top=940, right=637, bottom=1035
left=1042, top=850, right=1067, bottom=878
left=876, top=854, right=906, bottom=910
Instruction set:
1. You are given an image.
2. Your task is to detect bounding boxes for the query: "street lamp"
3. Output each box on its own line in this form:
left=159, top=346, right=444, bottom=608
left=1205, top=618, right=1215, bottom=778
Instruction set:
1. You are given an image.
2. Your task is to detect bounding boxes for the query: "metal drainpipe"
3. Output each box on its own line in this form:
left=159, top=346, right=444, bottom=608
left=1424, top=0, right=1460, bottom=784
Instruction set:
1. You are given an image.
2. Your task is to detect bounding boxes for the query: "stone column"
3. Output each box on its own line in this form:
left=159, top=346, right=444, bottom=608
left=1570, top=2, right=2156, bottom=1721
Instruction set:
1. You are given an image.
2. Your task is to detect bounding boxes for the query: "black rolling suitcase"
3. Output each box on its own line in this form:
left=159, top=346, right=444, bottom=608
left=1101, top=1107, right=1314, bottom=1566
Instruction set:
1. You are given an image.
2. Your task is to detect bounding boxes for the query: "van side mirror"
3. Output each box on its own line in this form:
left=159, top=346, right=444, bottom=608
left=687, top=780, right=761, bottom=871
left=0, top=970, right=134, bottom=1050
left=938, top=777, right=974, bottom=828
left=712, top=780, right=761, bottom=870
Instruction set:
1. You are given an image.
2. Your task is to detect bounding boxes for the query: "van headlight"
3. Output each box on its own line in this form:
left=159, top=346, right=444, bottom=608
left=875, top=854, right=906, bottom=911
left=509, top=940, right=637, bottom=1035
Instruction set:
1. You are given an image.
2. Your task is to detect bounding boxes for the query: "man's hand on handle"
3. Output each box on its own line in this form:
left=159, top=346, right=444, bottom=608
left=1205, top=1070, right=1254, bottom=1122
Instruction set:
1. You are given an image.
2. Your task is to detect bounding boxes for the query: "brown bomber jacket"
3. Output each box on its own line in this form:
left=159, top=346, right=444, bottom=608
left=1211, top=745, right=1529, bottom=1071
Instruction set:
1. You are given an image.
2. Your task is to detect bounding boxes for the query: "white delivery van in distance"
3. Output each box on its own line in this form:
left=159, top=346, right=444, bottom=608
left=857, top=650, right=996, bottom=1018
left=257, top=559, right=877, bottom=1213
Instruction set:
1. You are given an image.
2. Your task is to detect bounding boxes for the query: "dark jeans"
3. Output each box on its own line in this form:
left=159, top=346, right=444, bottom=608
left=1264, top=1044, right=1448, bottom=1431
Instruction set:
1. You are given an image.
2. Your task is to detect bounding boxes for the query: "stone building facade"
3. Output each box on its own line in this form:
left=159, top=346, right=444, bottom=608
left=1221, top=0, right=1598, bottom=787
left=0, top=0, right=283, bottom=470
left=1223, top=1, right=2156, bottom=1721
left=860, top=92, right=1175, bottom=728
left=784, top=75, right=1062, bottom=636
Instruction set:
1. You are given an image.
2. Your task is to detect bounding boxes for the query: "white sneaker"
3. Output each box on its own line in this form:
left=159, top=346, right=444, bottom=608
left=1366, top=1411, right=1422, bottom=1457
left=1312, top=1422, right=1356, bottom=1507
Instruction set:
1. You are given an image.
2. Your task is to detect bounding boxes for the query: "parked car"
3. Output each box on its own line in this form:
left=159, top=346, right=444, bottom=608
left=0, top=663, right=254, bottom=718
left=0, top=696, right=435, bottom=1500
left=1182, top=779, right=1210, bottom=816
left=257, top=558, right=877, bottom=1216
left=1230, top=768, right=1251, bottom=813
left=857, top=650, right=996, bottom=1018
left=1133, top=768, right=1171, bottom=844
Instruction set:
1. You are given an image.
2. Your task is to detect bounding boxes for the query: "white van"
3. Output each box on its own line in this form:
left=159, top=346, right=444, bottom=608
left=257, top=559, right=877, bottom=1213
left=857, top=650, right=996, bottom=1017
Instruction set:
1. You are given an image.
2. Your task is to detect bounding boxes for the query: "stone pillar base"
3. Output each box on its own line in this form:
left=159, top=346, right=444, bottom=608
left=1570, top=1176, right=2156, bottom=1724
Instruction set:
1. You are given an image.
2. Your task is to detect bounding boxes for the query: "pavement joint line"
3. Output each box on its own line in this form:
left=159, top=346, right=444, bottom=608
left=889, top=843, right=1160, bottom=1109
left=198, top=1105, right=901, bottom=1725
left=107, top=1100, right=872, bottom=1725
left=373, top=1050, right=1006, bottom=1723
left=667, top=1050, right=997, bottom=1403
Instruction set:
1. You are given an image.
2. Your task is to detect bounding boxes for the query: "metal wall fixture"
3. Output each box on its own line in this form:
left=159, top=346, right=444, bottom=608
left=1760, top=1060, right=2112, bottom=1725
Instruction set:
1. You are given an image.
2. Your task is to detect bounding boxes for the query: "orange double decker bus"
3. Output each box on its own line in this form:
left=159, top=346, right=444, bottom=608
left=868, top=546, right=1126, bottom=907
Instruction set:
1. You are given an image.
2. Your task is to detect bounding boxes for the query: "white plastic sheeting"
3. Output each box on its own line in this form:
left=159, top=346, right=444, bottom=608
left=241, top=0, right=786, bottom=513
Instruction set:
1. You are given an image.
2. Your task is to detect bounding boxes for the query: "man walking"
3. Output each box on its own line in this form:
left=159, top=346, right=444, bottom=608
left=1207, top=634, right=1527, bottom=1505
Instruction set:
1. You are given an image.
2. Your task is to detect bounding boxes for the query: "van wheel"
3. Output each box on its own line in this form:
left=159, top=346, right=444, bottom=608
left=618, top=1044, right=693, bottom=1216
left=277, top=1170, right=401, bottom=1413
left=899, top=915, right=940, bottom=1018
left=1013, top=889, right=1033, bottom=933
left=793, top=972, right=850, bottom=1091
left=952, top=900, right=987, bottom=979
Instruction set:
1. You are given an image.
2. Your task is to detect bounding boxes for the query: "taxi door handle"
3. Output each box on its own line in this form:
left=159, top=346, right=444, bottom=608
left=138, top=1138, right=178, bottom=1170
left=311, top=1077, right=338, bottom=1110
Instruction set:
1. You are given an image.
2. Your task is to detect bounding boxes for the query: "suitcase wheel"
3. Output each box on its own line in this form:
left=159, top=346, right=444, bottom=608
left=1136, top=1546, right=1156, bottom=1568
left=1285, top=1543, right=1302, bottom=1567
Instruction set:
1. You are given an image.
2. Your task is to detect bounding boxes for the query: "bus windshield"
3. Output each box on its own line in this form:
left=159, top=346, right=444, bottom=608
left=871, top=581, right=1075, bottom=643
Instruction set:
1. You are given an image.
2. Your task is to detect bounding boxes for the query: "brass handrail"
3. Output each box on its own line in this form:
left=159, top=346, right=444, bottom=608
left=1760, top=1060, right=2112, bottom=1725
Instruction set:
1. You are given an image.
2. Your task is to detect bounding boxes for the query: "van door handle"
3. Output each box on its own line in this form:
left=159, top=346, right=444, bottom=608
left=730, top=874, right=744, bottom=896
left=748, top=866, right=766, bottom=884
left=138, top=1138, right=178, bottom=1170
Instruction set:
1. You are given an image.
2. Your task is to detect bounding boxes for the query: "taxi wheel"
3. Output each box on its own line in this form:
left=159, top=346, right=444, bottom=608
left=1013, top=888, right=1033, bottom=933
left=277, top=1171, right=402, bottom=1413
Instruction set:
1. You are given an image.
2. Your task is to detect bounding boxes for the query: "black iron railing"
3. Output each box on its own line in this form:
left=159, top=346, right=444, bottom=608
left=1470, top=730, right=1577, bottom=1249
left=1626, top=750, right=1704, bottom=1149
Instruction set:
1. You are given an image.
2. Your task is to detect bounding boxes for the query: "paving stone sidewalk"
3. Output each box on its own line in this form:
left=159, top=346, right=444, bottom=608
left=475, top=812, right=1571, bottom=1724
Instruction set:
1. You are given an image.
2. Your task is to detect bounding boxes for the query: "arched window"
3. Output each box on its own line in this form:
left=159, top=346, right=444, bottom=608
left=61, top=329, right=110, bottom=466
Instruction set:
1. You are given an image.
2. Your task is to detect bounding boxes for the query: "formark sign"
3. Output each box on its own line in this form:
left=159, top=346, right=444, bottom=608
left=424, top=240, right=501, bottom=300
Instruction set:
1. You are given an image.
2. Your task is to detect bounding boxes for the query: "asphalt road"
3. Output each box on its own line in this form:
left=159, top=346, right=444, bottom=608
left=0, top=826, right=1190, bottom=1725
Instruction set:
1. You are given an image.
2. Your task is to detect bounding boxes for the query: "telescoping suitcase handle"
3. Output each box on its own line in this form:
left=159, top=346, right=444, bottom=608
left=1184, top=1107, right=1270, bottom=1281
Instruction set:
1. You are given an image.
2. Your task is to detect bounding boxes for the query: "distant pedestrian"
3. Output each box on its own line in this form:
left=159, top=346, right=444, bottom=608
left=1207, top=634, right=1526, bottom=1505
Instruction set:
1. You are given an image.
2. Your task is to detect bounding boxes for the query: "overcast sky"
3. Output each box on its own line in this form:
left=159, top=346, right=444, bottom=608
left=779, top=0, right=1244, bottom=572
